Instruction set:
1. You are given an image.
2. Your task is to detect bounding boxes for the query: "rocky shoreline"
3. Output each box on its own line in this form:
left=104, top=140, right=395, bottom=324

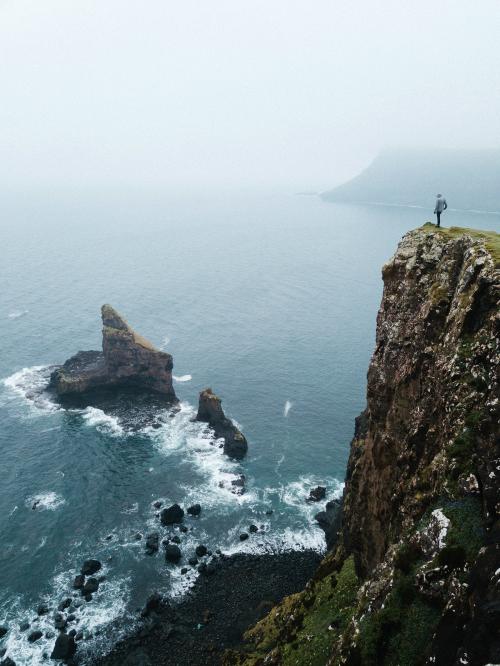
left=91, top=549, right=322, bottom=666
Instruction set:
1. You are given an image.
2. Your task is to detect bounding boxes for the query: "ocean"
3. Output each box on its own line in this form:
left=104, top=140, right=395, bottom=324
left=1, top=188, right=498, bottom=663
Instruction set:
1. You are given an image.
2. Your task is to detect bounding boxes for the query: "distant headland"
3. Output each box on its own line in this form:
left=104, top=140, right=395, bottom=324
left=321, top=148, right=500, bottom=213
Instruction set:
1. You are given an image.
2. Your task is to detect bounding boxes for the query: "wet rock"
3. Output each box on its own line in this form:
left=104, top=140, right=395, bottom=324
left=239, top=533, right=249, bottom=541
left=83, top=578, right=99, bottom=595
left=230, top=475, right=246, bottom=495
left=153, top=501, right=162, bottom=509
left=188, top=557, right=198, bottom=566
left=249, top=524, right=258, bottom=533
left=84, top=594, right=93, bottom=602
left=81, top=559, right=101, bottom=576
left=51, top=632, right=76, bottom=661
left=58, top=598, right=72, bottom=612
left=134, top=533, right=143, bottom=540
left=145, top=533, right=159, bottom=554
left=196, top=388, right=248, bottom=458
left=37, top=604, right=49, bottom=616
left=308, top=486, right=326, bottom=502
left=181, top=567, right=188, bottom=575
left=75, top=631, right=84, bottom=642
left=54, top=614, right=67, bottom=631
left=19, top=623, right=29, bottom=632
left=187, top=504, right=201, bottom=516
left=27, top=630, right=43, bottom=643
left=49, top=305, right=177, bottom=400
left=180, top=525, right=188, bottom=533
left=67, top=614, right=76, bottom=623
left=165, top=544, right=182, bottom=563
left=195, top=545, right=207, bottom=557
left=170, top=535, right=181, bottom=544
left=160, top=504, right=184, bottom=525
left=0, top=627, right=7, bottom=639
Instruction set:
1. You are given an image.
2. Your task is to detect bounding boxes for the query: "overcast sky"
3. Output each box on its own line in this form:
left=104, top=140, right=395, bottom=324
left=1, top=0, right=499, bottom=189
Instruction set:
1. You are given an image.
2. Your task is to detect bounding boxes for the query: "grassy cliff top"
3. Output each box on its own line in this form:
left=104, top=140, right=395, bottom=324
left=420, top=222, right=500, bottom=266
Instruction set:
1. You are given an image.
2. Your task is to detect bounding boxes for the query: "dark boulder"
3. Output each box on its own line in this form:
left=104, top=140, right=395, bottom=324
left=170, top=535, right=181, bottom=544
left=165, top=545, right=182, bottom=563
left=37, top=604, right=49, bottom=616
left=145, top=533, right=159, bottom=554
left=160, top=504, right=184, bottom=525
left=188, top=557, right=198, bottom=566
left=308, top=486, right=326, bottom=502
left=239, top=533, right=249, bottom=541
left=196, top=388, right=248, bottom=458
left=27, top=630, right=43, bottom=643
left=19, top=623, right=29, bottom=632
left=58, top=598, right=72, bottom=612
left=195, top=545, right=208, bottom=557
left=82, top=578, right=99, bottom=595
left=50, top=633, right=76, bottom=661
left=72, top=574, right=85, bottom=590
left=187, top=504, right=201, bottom=516
left=81, top=559, right=101, bottom=576
left=0, top=627, right=8, bottom=639
left=142, top=592, right=163, bottom=617
left=54, top=614, right=67, bottom=631
left=249, top=524, right=258, bottom=533
left=0, top=658, right=16, bottom=666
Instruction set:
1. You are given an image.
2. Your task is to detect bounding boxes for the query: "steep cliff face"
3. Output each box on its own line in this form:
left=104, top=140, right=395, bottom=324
left=225, top=225, right=499, bottom=666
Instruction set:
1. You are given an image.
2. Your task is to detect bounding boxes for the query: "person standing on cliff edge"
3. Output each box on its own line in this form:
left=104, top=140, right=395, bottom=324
left=434, top=193, right=448, bottom=227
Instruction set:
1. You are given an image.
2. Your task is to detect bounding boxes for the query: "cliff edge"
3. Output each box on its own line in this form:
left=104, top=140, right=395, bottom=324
left=225, top=225, right=499, bottom=666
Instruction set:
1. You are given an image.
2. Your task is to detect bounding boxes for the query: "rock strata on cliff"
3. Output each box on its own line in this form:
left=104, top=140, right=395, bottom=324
left=50, top=305, right=177, bottom=400
left=225, top=225, right=499, bottom=666
left=196, top=388, right=248, bottom=458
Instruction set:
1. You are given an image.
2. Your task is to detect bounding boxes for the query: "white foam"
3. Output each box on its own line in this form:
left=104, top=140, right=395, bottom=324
left=283, top=400, right=293, bottom=417
left=7, top=310, right=28, bottom=319
left=3, top=365, right=60, bottom=413
left=81, top=406, right=124, bottom=436
left=159, top=336, right=170, bottom=350
left=25, top=492, right=65, bottom=512
left=173, top=374, right=192, bottom=382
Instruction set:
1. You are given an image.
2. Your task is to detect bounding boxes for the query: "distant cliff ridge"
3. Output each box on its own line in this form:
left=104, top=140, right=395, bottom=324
left=321, top=149, right=500, bottom=212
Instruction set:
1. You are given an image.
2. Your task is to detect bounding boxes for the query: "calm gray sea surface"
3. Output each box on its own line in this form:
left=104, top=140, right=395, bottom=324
left=1, top=189, right=498, bottom=663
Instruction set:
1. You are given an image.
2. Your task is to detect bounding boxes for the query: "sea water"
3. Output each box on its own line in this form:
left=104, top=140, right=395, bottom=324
left=1, top=188, right=498, bottom=663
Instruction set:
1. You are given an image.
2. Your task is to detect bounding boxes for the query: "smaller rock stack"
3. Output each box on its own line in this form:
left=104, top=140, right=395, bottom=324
left=196, top=388, right=248, bottom=458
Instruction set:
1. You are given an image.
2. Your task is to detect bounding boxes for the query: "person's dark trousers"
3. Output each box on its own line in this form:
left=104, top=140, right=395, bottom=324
left=436, top=212, right=441, bottom=227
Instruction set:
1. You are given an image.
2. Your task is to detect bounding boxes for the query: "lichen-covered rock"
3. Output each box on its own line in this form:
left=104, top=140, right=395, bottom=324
left=196, top=388, right=248, bottom=458
left=49, top=305, right=176, bottom=399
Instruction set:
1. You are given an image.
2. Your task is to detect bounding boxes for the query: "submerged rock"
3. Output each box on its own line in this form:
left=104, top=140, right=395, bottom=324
left=196, top=388, right=248, bottom=458
left=145, top=533, right=159, bottom=555
left=49, top=305, right=177, bottom=400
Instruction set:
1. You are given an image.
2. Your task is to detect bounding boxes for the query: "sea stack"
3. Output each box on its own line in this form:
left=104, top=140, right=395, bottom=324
left=49, top=305, right=177, bottom=400
left=196, top=388, right=248, bottom=458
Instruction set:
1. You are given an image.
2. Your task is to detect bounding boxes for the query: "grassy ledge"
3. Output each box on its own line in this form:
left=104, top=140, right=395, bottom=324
left=420, top=222, right=500, bottom=266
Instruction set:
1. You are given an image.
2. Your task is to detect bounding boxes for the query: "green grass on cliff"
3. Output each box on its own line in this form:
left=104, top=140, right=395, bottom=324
left=421, top=222, right=500, bottom=265
left=237, top=556, right=359, bottom=666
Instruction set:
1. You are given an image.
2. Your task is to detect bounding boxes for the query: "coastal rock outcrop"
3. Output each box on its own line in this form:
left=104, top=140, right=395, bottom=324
left=225, top=225, right=500, bottom=666
left=49, top=305, right=176, bottom=400
left=196, top=388, right=248, bottom=458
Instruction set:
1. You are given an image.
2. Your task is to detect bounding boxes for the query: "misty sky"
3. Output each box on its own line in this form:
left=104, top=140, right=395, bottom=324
left=1, top=0, right=499, bottom=189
